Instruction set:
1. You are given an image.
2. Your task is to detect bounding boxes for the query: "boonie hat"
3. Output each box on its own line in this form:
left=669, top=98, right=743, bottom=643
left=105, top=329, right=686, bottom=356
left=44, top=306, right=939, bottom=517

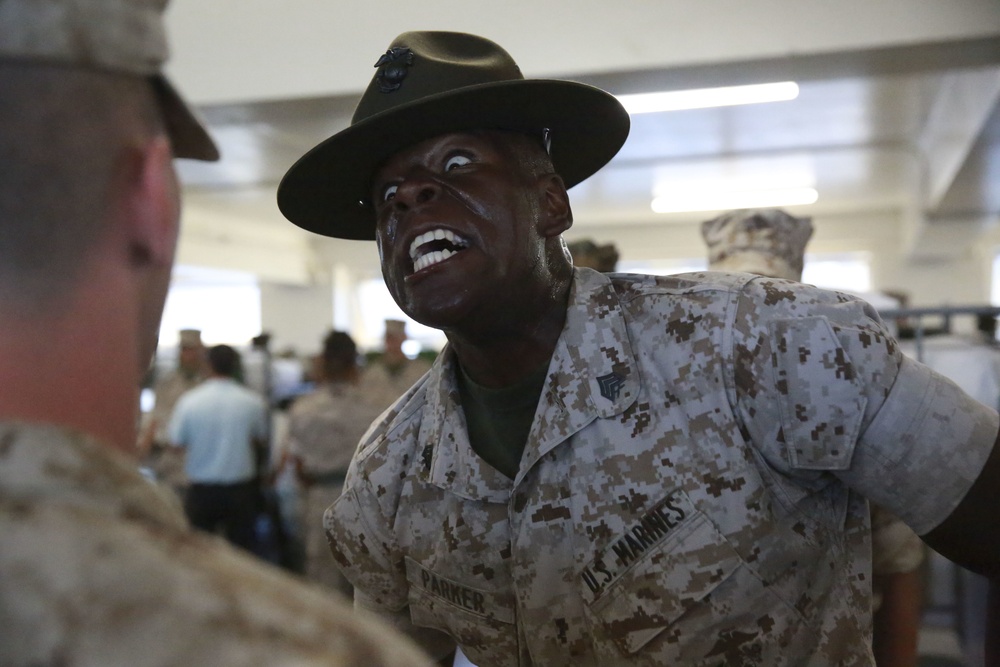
left=0, top=0, right=218, bottom=161
left=701, top=208, right=814, bottom=281
left=277, top=31, right=630, bottom=241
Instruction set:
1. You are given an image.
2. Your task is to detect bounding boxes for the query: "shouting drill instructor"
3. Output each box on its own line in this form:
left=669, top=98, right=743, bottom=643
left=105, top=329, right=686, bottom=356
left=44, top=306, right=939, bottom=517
left=278, top=31, right=1000, bottom=666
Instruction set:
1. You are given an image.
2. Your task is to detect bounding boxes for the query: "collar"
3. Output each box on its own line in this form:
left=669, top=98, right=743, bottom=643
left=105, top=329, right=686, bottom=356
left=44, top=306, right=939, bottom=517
left=419, top=268, right=639, bottom=500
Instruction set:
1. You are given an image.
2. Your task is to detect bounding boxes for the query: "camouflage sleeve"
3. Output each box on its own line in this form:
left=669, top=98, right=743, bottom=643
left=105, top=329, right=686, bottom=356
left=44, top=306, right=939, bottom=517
left=324, top=477, right=409, bottom=612
left=730, top=277, right=998, bottom=534
left=166, top=394, right=189, bottom=447
left=855, top=354, right=998, bottom=534
left=354, top=588, right=457, bottom=661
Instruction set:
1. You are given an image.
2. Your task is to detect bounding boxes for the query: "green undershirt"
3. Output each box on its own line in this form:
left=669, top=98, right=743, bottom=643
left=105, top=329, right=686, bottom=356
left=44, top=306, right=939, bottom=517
left=457, top=361, right=549, bottom=480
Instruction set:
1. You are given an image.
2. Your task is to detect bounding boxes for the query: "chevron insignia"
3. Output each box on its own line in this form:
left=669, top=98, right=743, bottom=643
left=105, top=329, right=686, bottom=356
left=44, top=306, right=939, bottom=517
left=596, top=372, right=625, bottom=401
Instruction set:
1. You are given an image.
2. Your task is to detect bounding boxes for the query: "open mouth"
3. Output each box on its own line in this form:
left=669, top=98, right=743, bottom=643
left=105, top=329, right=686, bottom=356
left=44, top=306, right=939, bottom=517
left=408, top=228, right=470, bottom=274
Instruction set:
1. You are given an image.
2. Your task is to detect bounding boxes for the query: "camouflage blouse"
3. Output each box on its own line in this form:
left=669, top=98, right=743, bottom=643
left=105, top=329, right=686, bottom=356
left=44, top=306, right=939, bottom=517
left=327, top=268, right=996, bottom=666
left=0, top=422, right=431, bottom=666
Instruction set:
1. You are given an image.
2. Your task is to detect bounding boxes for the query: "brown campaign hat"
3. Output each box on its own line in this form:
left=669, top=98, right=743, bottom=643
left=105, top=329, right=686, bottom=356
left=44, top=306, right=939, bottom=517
left=277, top=31, right=630, bottom=241
left=0, top=0, right=218, bottom=161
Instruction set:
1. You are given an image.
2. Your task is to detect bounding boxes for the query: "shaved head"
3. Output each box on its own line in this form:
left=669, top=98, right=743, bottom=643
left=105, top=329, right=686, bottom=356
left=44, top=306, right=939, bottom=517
left=0, top=61, right=165, bottom=308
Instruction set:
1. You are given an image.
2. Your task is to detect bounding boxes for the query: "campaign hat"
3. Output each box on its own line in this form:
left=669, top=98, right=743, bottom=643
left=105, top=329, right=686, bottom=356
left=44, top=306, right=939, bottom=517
left=278, top=31, right=630, bottom=240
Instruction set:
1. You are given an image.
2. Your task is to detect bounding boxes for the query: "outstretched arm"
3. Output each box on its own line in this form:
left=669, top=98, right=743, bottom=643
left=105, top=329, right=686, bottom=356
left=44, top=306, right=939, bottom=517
left=921, top=429, right=1000, bottom=576
left=922, top=430, right=1000, bottom=667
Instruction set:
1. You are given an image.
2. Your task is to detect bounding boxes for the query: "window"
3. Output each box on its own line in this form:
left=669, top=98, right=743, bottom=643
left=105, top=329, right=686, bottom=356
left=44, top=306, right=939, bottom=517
left=616, top=259, right=708, bottom=275
left=991, top=251, right=1000, bottom=306
left=802, top=253, right=871, bottom=293
left=356, top=278, right=447, bottom=353
left=158, top=265, right=262, bottom=348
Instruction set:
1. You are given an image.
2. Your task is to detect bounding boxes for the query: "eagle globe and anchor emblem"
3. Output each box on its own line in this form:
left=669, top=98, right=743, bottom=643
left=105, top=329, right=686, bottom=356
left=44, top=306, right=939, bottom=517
left=375, top=47, right=414, bottom=93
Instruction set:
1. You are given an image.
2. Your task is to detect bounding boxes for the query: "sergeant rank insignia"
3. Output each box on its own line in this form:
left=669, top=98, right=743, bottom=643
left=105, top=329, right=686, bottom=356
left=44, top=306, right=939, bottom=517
left=596, top=371, right=625, bottom=401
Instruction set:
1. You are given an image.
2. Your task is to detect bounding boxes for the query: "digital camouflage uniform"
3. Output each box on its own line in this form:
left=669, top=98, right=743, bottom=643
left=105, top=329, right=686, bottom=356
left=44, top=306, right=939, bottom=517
left=363, top=357, right=434, bottom=413
left=326, top=268, right=997, bottom=666
left=285, top=383, right=386, bottom=594
left=0, top=422, right=432, bottom=667
left=141, top=369, right=204, bottom=490
left=149, top=370, right=204, bottom=440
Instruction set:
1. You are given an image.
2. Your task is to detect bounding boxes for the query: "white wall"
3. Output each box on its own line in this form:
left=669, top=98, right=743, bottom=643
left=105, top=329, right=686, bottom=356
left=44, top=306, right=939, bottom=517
left=259, top=282, right=334, bottom=355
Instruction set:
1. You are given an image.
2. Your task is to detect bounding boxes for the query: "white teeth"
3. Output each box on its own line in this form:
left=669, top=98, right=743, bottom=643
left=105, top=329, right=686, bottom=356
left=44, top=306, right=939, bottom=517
left=407, top=228, right=468, bottom=272
left=412, top=248, right=456, bottom=273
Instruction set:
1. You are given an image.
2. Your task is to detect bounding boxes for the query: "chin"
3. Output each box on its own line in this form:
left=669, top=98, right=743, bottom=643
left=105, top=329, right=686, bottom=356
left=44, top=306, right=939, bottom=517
left=400, top=297, right=471, bottom=332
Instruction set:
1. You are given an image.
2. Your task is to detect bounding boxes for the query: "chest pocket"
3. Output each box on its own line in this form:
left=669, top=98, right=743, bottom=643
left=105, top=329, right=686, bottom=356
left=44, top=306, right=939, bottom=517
left=580, top=494, right=798, bottom=663
left=770, top=316, right=866, bottom=470
left=405, top=557, right=519, bottom=667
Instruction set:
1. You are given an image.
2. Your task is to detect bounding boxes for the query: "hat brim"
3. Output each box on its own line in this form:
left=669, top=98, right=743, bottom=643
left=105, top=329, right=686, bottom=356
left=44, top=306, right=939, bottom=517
left=152, top=76, right=220, bottom=162
left=277, top=79, right=629, bottom=241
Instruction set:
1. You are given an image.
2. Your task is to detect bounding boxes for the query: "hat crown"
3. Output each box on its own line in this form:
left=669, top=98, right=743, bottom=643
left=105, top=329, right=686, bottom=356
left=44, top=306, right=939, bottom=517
left=352, top=31, right=524, bottom=125
left=276, top=31, right=630, bottom=240
left=0, top=0, right=218, bottom=161
left=0, top=0, right=168, bottom=75
left=178, top=329, right=203, bottom=347
left=701, top=208, right=814, bottom=281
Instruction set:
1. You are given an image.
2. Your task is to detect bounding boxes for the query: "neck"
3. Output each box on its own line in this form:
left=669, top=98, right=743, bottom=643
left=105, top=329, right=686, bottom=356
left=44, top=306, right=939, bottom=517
left=0, top=324, right=142, bottom=457
left=0, top=283, right=145, bottom=457
left=448, top=273, right=572, bottom=388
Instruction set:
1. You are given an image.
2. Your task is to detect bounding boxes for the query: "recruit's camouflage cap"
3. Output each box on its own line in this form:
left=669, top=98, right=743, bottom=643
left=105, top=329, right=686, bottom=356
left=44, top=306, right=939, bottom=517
left=701, top=208, right=814, bottom=281
left=384, top=319, right=407, bottom=336
left=0, top=0, right=218, bottom=161
left=178, top=329, right=202, bottom=347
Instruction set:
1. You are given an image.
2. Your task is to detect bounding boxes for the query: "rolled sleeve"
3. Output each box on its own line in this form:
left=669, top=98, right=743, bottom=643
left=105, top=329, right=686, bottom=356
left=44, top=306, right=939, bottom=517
left=851, top=356, right=999, bottom=535
left=733, top=279, right=998, bottom=535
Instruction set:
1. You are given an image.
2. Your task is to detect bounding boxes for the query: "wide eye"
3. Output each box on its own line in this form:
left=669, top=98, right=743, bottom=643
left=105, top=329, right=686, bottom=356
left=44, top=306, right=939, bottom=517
left=381, top=184, right=398, bottom=202
left=444, top=154, right=471, bottom=171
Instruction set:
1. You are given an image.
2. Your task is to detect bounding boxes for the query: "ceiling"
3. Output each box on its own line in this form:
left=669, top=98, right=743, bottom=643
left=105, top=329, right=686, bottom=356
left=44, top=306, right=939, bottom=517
left=168, top=4, right=1000, bottom=286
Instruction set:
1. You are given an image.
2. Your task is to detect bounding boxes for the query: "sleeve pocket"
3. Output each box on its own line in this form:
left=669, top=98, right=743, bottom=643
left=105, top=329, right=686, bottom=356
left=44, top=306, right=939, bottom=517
left=769, top=316, right=866, bottom=470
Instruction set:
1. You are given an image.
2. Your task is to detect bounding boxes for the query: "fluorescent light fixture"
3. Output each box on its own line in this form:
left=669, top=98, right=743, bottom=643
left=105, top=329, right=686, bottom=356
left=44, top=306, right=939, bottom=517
left=651, top=187, right=818, bottom=214
left=618, top=81, right=799, bottom=114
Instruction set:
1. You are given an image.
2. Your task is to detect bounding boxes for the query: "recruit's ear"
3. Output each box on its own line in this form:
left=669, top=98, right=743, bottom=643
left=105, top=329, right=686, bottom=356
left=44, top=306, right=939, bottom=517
left=537, top=174, right=573, bottom=238
left=122, top=136, right=179, bottom=269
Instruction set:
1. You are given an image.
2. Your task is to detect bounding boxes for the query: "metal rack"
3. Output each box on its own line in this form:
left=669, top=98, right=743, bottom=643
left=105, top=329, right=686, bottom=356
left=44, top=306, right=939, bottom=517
left=877, top=304, right=1000, bottom=362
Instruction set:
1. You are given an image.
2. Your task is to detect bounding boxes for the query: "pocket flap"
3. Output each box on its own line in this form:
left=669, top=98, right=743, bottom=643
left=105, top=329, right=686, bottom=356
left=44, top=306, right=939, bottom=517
left=585, top=505, right=742, bottom=654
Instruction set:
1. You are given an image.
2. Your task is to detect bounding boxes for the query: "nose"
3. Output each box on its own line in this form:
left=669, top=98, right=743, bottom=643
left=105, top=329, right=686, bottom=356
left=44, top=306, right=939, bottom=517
left=375, top=168, right=441, bottom=250
left=391, top=169, right=440, bottom=212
